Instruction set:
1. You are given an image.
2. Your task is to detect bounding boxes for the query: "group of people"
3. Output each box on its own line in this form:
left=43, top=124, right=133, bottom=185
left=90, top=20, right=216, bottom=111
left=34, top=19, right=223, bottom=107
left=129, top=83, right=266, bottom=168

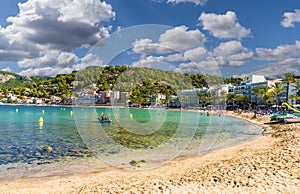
left=99, top=113, right=110, bottom=120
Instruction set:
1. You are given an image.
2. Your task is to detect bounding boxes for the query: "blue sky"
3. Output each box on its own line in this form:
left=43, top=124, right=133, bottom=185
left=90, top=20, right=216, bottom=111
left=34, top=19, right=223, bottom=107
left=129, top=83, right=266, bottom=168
left=0, top=0, right=299, bottom=77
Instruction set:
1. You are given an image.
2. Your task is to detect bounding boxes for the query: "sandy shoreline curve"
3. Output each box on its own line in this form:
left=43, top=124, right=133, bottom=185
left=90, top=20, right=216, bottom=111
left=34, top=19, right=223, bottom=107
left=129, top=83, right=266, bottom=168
left=0, top=111, right=299, bottom=193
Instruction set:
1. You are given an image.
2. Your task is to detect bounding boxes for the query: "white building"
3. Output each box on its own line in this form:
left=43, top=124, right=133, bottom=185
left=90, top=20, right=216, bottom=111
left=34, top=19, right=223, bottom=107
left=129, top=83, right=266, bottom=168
left=234, top=74, right=299, bottom=106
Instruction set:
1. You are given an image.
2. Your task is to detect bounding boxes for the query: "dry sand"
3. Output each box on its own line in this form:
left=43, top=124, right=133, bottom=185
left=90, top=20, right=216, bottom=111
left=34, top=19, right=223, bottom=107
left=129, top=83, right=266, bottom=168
left=0, top=111, right=299, bottom=193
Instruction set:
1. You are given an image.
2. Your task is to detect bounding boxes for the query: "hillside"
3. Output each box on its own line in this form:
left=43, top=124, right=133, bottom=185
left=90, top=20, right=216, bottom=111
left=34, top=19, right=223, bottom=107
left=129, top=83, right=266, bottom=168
left=0, top=66, right=242, bottom=104
left=0, top=71, right=50, bottom=88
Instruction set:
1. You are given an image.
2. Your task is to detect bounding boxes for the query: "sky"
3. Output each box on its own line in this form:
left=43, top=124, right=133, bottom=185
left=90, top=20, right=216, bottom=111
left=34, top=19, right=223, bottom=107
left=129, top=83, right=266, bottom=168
left=0, top=0, right=299, bottom=78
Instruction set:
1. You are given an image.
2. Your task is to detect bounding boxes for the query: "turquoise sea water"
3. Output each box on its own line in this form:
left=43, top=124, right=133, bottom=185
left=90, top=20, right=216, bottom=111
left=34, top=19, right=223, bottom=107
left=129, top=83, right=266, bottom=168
left=0, top=105, right=261, bottom=180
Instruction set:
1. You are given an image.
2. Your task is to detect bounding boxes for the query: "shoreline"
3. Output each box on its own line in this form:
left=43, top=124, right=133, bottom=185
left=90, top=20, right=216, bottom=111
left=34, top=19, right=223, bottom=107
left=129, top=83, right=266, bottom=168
left=0, top=111, right=299, bottom=193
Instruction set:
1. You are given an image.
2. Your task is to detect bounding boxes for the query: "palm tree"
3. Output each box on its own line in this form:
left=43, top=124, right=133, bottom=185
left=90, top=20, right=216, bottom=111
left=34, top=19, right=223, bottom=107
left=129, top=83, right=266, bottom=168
left=249, top=86, right=261, bottom=110
left=293, top=80, right=300, bottom=105
left=235, top=95, right=249, bottom=110
left=205, top=93, right=211, bottom=107
left=265, top=91, right=275, bottom=110
left=197, top=92, right=206, bottom=107
left=289, top=94, right=297, bottom=106
left=284, top=73, right=294, bottom=103
left=293, top=80, right=300, bottom=96
left=271, top=82, right=284, bottom=109
left=197, top=91, right=210, bottom=107
left=226, top=93, right=236, bottom=107
left=258, top=85, right=271, bottom=110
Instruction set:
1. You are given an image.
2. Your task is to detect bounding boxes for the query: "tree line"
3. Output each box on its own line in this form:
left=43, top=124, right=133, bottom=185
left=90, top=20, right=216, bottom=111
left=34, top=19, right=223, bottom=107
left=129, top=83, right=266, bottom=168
left=0, top=66, right=268, bottom=106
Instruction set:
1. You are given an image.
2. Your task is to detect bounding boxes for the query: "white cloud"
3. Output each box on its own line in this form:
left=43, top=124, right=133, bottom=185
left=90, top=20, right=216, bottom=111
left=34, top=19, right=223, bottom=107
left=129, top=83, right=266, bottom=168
left=19, top=67, right=74, bottom=77
left=0, top=0, right=115, bottom=76
left=132, top=34, right=253, bottom=75
left=18, top=51, right=79, bottom=68
left=175, top=60, right=221, bottom=75
left=184, top=47, right=207, bottom=61
left=132, top=39, right=172, bottom=56
left=132, top=26, right=206, bottom=56
left=256, top=40, right=300, bottom=61
left=18, top=52, right=104, bottom=76
left=281, top=9, right=300, bottom=28
left=242, top=58, right=300, bottom=78
left=166, top=0, right=208, bottom=6
left=4, top=0, right=115, bottom=52
left=165, top=53, right=184, bottom=62
left=199, top=11, right=251, bottom=39
left=131, top=55, right=179, bottom=71
left=132, top=53, right=185, bottom=67
left=159, top=26, right=206, bottom=51
left=19, top=56, right=103, bottom=77
left=1, top=67, right=12, bottom=72
left=212, top=40, right=254, bottom=66
left=132, top=55, right=164, bottom=67
left=58, top=0, right=115, bottom=24
left=250, top=41, right=300, bottom=77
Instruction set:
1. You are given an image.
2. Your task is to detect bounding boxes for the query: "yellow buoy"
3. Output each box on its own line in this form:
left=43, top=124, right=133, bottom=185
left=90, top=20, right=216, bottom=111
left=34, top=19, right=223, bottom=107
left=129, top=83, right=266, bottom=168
left=70, top=111, right=73, bottom=117
left=44, top=146, right=53, bottom=153
left=38, top=117, right=44, bottom=123
left=130, top=113, right=133, bottom=119
left=42, top=110, right=45, bottom=114
left=16, top=109, right=19, bottom=113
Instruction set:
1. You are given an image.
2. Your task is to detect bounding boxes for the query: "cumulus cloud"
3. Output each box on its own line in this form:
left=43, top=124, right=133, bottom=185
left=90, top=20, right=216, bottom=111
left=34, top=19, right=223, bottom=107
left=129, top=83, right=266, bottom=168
left=256, top=40, right=300, bottom=61
left=19, top=67, right=74, bottom=77
left=132, top=53, right=184, bottom=68
left=0, top=0, right=115, bottom=76
left=132, top=39, right=173, bottom=56
left=132, top=55, right=165, bottom=68
left=242, top=58, right=300, bottom=78
left=165, top=53, right=185, bottom=62
left=212, top=40, right=254, bottom=66
left=1, top=67, right=12, bottom=72
left=18, top=51, right=79, bottom=68
left=199, top=11, right=251, bottom=39
left=159, top=26, right=206, bottom=51
left=184, top=47, right=207, bottom=61
left=131, top=55, right=181, bottom=71
left=281, top=9, right=300, bottom=28
left=166, top=0, right=208, bottom=6
left=19, top=53, right=103, bottom=77
left=131, top=29, right=254, bottom=74
left=175, top=60, right=220, bottom=75
left=132, top=26, right=206, bottom=56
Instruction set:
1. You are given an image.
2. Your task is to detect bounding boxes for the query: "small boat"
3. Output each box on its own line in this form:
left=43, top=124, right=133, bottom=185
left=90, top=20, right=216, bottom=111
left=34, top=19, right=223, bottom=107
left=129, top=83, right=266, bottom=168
left=98, top=118, right=112, bottom=123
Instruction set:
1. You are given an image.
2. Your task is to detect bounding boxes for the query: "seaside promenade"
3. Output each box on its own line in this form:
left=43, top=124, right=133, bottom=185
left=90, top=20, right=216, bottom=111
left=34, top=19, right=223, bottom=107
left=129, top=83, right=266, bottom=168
left=0, top=111, right=299, bottom=193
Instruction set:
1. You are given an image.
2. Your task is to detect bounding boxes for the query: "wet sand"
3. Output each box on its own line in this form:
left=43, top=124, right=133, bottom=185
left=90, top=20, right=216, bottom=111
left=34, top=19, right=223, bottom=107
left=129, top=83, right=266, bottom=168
left=0, top=111, right=299, bottom=193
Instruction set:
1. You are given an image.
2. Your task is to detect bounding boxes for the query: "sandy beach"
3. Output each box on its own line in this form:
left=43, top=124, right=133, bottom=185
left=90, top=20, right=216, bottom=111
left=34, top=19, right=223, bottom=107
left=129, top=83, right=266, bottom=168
left=0, top=111, right=299, bottom=194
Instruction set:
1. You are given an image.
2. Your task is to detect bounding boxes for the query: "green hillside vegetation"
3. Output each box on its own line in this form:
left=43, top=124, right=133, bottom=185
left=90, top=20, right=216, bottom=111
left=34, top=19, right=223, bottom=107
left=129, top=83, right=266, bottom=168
left=0, top=66, right=241, bottom=104
left=129, top=79, right=177, bottom=106
left=110, top=67, right=193, bottom=92
left=0, top=71, right=20, bottom=77
left=0, top=71, right=51, bottom=88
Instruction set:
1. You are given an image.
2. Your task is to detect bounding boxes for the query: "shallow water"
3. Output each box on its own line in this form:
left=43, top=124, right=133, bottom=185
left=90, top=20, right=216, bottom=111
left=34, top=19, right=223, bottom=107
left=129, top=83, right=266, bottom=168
left=0, top=105, right=261, bottom=180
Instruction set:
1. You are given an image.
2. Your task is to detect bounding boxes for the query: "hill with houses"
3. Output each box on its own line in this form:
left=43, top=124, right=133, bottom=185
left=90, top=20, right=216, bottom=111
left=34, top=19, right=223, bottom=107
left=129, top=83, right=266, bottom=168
left=0, top=66, right=298, bottom=110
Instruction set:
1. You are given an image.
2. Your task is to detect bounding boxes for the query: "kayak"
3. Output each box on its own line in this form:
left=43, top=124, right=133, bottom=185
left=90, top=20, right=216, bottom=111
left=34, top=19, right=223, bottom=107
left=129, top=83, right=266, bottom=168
left=98, top=118, right=112, bottom=123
